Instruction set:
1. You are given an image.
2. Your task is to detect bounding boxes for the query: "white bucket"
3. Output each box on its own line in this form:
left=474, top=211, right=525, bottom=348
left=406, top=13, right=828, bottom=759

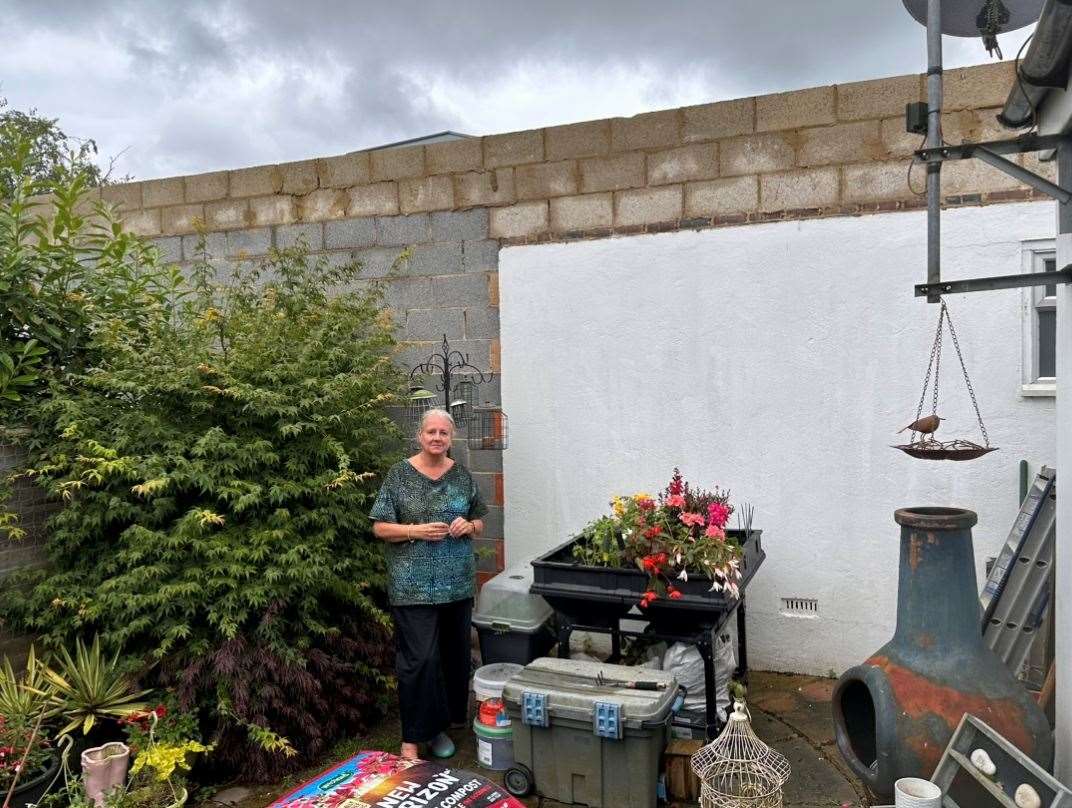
left=894, top=777, right=942, bottom=808
left=473, top=663, right=523, bottom=702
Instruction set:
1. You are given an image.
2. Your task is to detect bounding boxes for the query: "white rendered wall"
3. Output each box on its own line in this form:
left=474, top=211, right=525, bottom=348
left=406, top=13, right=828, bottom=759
left=499, top=203, right=1056, bottom=676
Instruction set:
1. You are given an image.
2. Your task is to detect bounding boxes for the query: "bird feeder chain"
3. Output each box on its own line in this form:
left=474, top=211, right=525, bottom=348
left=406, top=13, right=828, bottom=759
left=895, top=298, right=996, bottom=461
left=910, top=300, right=947, bottom=443
left=943, top=299, right=991, bottom=448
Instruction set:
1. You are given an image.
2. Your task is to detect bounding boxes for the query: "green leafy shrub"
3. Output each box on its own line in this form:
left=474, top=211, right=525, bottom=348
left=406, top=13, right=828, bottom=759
left=0, top=129, right=181, bottom=433
left=1, top=241, right=405, bottom=779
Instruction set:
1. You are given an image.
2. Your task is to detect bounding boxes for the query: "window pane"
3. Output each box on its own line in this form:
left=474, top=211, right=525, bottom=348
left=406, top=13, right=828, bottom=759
left=1038, top=310, right=1056, bottom=378
left=1044, top=257, right=1057, bottom=296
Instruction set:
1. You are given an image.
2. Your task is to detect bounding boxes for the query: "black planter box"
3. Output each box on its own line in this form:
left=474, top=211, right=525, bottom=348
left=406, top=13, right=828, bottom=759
left=7, top=752, right=60, bottom=808
left=530, top=529, right=764, bottom=630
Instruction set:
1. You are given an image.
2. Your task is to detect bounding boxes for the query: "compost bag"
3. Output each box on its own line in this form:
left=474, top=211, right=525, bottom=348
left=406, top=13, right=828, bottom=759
left=270, top=751, right=525, bottom=808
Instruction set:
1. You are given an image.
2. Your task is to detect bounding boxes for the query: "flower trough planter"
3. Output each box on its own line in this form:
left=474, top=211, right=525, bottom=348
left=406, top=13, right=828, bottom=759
left=531, top=529, right=765, bottom=632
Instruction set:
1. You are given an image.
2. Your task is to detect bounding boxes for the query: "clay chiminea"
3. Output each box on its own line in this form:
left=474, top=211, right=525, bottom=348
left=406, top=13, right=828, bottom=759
left=831, top=507, right=1052, bottom=799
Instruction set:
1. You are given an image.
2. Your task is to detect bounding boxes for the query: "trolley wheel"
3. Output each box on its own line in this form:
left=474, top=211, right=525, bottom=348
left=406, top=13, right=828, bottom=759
left=504, top=763, right=534, bottom=798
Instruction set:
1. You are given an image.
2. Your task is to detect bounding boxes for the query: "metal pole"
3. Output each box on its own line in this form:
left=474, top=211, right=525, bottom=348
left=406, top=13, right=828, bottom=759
left=926, top=0, right=943, bottom=304
left=1055, top=141, right=1072, bottom=781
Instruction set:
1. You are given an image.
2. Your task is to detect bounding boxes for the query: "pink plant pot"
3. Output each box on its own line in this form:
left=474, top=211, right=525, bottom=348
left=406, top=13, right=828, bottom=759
left=81, top=741, right=130, bottom=807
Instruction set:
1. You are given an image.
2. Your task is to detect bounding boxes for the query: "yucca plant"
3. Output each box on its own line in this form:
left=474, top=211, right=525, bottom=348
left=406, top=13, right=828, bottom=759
left=35, top=636, right=151, bottom=735
left=0, top=645, right=53, bottom=722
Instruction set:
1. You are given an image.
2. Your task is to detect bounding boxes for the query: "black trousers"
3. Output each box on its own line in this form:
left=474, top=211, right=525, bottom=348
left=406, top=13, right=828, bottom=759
left=392, top=598, right=472, bottom=743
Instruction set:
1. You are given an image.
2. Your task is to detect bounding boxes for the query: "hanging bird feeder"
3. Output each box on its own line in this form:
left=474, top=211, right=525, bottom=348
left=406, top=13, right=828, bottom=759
left=406, top=387, right=437, bottom=425
left=406, top=334, right=507, bottom=450
left=892, top=299, right=998, bottom=461
left=468, top=404, right=509, bottom=451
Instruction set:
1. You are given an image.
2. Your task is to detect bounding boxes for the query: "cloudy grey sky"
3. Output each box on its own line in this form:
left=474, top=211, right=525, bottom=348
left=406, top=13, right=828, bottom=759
left=0, top=1, right=1035, bottom=181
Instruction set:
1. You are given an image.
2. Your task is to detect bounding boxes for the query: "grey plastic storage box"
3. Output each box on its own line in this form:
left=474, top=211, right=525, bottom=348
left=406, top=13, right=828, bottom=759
left=473, top=564, right=556, bottom=665
left=502, top=657, right=681, bottom=808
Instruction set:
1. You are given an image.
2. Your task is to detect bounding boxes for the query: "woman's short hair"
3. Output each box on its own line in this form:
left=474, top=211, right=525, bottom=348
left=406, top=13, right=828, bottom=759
left=418, top=408, right=456, bottom=435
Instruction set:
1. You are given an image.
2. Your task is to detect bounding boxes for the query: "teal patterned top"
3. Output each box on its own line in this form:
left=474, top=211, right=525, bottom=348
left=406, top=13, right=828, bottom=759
left=370, top=460, right=489, bottom=606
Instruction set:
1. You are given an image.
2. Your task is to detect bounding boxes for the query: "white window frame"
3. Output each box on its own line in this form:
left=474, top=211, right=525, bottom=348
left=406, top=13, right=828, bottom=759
left=1021, top=238, right=1057, bottom=397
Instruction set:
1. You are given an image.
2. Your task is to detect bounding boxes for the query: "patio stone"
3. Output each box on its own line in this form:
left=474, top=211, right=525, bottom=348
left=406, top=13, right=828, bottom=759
left=749, top=706, right=797, bottom=744
left=778, top=736, right=861, bottom=807
left=211, top=785, right=254, bottom=804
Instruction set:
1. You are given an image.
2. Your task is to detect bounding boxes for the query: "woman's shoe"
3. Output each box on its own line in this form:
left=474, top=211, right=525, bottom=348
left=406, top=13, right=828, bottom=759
left=429, top=732, right=455, bottom=759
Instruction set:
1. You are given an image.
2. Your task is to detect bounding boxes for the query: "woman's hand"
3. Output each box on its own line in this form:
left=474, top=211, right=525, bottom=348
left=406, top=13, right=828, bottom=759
left=411, top=522, right=450, bottom=541
left=448, top=517, right=476, bottom=538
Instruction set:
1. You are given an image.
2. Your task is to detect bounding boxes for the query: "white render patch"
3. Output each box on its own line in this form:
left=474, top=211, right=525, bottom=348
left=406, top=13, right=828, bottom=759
left=499, top=203, right=1057, bottom=677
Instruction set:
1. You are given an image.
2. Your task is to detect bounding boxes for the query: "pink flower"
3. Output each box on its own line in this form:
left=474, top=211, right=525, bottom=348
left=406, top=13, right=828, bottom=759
left=707, top=502, right=731, bottom=529
left=704, top=524, right=726, bottom=539
left=679, top=511, right=705, bottom=527
left=665, top=494, right=686, bottom=508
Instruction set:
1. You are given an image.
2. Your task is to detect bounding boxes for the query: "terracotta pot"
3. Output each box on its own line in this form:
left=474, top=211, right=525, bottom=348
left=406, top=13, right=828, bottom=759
left=831, top=507, right=1053, bottom=799
left=81, top=741, right=130, bottom=807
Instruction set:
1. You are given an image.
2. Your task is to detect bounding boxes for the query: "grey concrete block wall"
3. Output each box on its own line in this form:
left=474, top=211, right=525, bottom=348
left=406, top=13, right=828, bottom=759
left=150, top=205, right=509, bottom=577
left=1, top=443, right=54, bottom=662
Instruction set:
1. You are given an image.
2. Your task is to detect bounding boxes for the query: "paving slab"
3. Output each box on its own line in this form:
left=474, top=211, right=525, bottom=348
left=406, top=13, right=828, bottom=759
left=750, top=707, right=799, bottom=744
left=779, top=736, right=862, bottom=807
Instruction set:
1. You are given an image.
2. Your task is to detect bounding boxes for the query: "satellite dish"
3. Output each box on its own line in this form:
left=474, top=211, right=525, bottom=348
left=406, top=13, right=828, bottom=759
left=902, top=0, right=1044, bottom=37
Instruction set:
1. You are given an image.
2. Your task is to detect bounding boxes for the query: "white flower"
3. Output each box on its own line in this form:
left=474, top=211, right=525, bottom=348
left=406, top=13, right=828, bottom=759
left=708, top=579, right=723, bottom=592
left=675, top=552, right=682, bottom=564
left=677, top=569, right=688, bottom=582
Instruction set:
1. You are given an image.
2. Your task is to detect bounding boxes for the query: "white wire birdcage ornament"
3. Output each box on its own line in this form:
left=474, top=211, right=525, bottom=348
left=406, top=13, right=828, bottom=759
left=692, top=700, right=790, bottom=808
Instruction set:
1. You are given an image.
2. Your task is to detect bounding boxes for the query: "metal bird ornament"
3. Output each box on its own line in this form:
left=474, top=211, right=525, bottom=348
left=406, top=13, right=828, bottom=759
left=899, top=414, right=943, bottom=439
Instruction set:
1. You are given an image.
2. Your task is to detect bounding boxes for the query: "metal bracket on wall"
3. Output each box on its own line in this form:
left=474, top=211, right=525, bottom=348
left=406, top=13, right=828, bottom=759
left=915, top=264, right=1072, bottom=297
left=915, top=132, right=1072, bottom=300
left=917, top=133, right=1072, bottom=200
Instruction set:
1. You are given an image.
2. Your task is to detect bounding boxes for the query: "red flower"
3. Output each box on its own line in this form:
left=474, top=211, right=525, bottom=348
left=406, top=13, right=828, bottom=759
left=637, top=497, right=656, bottom=512
left=669, top=590, right=683, bottom=600
left=643, top=525, right=663, bottom=539
left=639, top=590, right=658, bottom=608
left=668, top=469, right=684, bottom=497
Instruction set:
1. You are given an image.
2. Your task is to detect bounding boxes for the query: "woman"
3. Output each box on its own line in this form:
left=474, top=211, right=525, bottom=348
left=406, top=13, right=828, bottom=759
left=370, top=408, right=488, bottom=760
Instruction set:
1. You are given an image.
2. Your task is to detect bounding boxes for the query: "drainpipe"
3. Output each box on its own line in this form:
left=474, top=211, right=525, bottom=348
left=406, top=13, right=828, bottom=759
left=1057, top=142, right=1072, bottom=781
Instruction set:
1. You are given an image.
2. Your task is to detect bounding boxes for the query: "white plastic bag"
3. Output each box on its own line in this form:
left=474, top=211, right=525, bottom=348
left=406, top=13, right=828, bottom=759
left=663, top=634, right=736, bottom=724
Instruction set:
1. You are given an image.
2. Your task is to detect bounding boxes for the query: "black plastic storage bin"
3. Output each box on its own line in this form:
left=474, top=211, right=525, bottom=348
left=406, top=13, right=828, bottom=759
left=473, top=564, right=556, bottom=665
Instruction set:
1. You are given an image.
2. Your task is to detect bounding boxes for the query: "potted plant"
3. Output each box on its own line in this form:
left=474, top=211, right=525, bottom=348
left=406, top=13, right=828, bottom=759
left=118, top=697, right=205, bottom=772
left=531, top=470, right=765, bottom=628
left=0, top=647, right=61, bottom=808
left=0, top=646, right=52, bottom=724
left=0, top=713, right=60, bottom=808
left=33, top=636, right=151, bottom=769
left=76, top=715, right=203, bottom=808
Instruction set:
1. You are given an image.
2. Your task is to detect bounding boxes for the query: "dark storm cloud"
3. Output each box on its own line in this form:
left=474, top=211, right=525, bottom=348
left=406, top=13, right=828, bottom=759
left=0, top=0, right=1028, bottom=179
